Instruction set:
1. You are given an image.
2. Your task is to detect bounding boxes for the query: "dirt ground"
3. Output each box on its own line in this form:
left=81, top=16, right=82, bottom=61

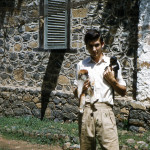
left=0, top=135, right=63, bottom=150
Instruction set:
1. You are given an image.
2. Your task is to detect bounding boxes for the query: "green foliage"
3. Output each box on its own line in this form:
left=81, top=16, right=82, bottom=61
left=0, top=116, right=78, bottom=146
left=0, top=116, right=78, bottom=136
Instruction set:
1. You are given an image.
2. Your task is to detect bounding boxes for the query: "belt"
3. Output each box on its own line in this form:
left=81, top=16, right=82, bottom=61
left=85, top=102, right=113, bottom=109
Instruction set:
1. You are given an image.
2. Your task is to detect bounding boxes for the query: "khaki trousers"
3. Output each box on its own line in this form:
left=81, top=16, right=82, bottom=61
left=79, top=103, right=119, bottom=150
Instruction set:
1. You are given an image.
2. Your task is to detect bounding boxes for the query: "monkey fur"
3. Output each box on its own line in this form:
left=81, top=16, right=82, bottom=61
left=109, top=56, right=119, bottom=79
left=77, top=69, right=96, bottom=113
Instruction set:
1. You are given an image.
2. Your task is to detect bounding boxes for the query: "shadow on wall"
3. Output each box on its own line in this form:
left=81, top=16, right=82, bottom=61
left=0, top=0, right=24, bottom=28
left=41, top=52, right=65, bottom=120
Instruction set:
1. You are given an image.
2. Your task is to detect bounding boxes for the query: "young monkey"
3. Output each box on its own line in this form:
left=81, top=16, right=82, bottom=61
left=77, top=69, right=96, bottom=113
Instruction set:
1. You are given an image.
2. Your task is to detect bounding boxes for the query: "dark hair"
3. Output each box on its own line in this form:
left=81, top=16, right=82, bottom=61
left=84, top=29, right=103, bottom=45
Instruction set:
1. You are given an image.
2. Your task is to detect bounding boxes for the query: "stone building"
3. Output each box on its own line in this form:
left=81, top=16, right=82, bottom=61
left=0, top=0, right=150, bottom=132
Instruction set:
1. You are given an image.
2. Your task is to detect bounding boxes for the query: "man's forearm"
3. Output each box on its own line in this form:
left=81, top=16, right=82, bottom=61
left=110, top=79, right=126, bottom=96
left=103, top=67, right=126, bottom=96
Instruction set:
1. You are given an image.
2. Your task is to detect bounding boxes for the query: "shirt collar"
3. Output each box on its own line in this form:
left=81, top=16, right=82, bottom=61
left=87, top=54, right=108, bottom=64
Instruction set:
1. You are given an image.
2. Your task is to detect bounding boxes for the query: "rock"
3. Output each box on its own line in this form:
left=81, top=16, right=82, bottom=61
left=23, top=34, right=31, bottom=41
left=0, top=65, right=5, bottom=72
left=121, top=107, right=129, bottom=114
left=33, top=97, right=40, bottom=103
left=24, top=107, right=32, bottom=115
left=69, top=144, right=80, bottom=150
left=126, top=138, right=135, bottom=144
left=14, top=36, right=20, bottom=42
left=0, top=39, right=3, bottom=46
left=45, top=107, right=51, bottom=118
left=14, top=108, right=24, bottom=116
left=18, top=53, right=25, bottom=60
left=139, top=127, right=146, bottom=133
left=36, top=103, right=41, bottom=109
left=129, top=126, right=139, bottom=132
left=14, top=43, right=22, bottom=51
left=72, top=8, right=88, bottom=18
left=4, top=108, right=14, bottom=116
left=130, top=101, right=146, bottom=110
left=37, top=65, right=45, bottom=72
left=7, top=66, right=13, bottom=73
left=72, top=137, right=79, bottom=144
left=58, top=75, right=70, bottom=85
left=9, top=53, right=17, bottom=61
left=0, top=48, right=4, bottom=54
left=1, top=92, right=10, bottom=99
left=25, top=25, right=38, bottom=32
left=23, top=94, right=32, bottom=102
left=25, top=102, right=35, bottom=109
left=13, top=69, right=24, bottom=81
left=137, top=141, right=149, bottom=150
left=137, top=141, right=146, bottom=145
left=129, top=119, right=145, bottom=126
left=63, top=142, right=71, bottom=150
left=33, top=73, right=40, bottom=80
left=25, top=66, right=34, bottom=72
left=53, top=98, right=61, bottom=104
left=0, top=73, right=8, bottom=80
left=28, top=41, right=38, bottom=48
left=32, top=108, right=41, bottom=118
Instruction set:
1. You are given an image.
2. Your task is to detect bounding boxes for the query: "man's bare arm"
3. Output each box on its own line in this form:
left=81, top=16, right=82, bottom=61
left=103, top=67, right=126, bottom=96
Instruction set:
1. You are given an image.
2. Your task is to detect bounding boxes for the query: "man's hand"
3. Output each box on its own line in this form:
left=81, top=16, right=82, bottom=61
left=103, top=66, right=126, bottom=96
left=82, top=79, right=90, bottom=94
left=103, top=67, right=115, bottom=84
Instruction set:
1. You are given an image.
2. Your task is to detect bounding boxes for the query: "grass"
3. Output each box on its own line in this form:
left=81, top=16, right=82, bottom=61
left=0, top=116, right=150, bottom=149
left=0, top=116, right=78, bottom=146
left=0, top=116, right=78, bottom=136
left=118, top=129, right=150, bottom=149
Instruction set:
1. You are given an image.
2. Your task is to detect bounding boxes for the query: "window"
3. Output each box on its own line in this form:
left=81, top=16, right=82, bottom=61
left=44, top=0, right=70, bottom=50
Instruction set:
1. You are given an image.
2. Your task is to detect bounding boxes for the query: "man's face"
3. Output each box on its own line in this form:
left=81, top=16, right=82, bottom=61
left=86, top=37, right=104, bottom=60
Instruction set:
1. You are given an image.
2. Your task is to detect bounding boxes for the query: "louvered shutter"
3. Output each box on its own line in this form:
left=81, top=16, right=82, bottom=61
left=44, top=0, right=68, bottom=49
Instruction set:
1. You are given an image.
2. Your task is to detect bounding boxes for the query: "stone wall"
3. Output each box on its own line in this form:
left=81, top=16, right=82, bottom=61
left=0, top=0, right=150, bottom=131
left=0, top=0, right=139, bottom=95
left=137, top=0, right=150, bottom=101
left=114, top=97, right=150, bottom=132
left=1, top=86, right=150, bottom=132
left=0, top=87, right=78, bottom=122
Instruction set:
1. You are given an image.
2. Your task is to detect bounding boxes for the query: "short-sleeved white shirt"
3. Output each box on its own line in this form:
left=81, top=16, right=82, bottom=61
left=75, top=55, right=126, bottom=105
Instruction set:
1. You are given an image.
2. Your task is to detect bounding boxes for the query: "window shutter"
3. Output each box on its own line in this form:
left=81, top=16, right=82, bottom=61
left=44, top=0, right=68, bottom=49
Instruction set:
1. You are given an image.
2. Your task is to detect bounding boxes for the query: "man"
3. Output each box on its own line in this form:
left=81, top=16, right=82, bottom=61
left=74, top=29, right=126, bottom=150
